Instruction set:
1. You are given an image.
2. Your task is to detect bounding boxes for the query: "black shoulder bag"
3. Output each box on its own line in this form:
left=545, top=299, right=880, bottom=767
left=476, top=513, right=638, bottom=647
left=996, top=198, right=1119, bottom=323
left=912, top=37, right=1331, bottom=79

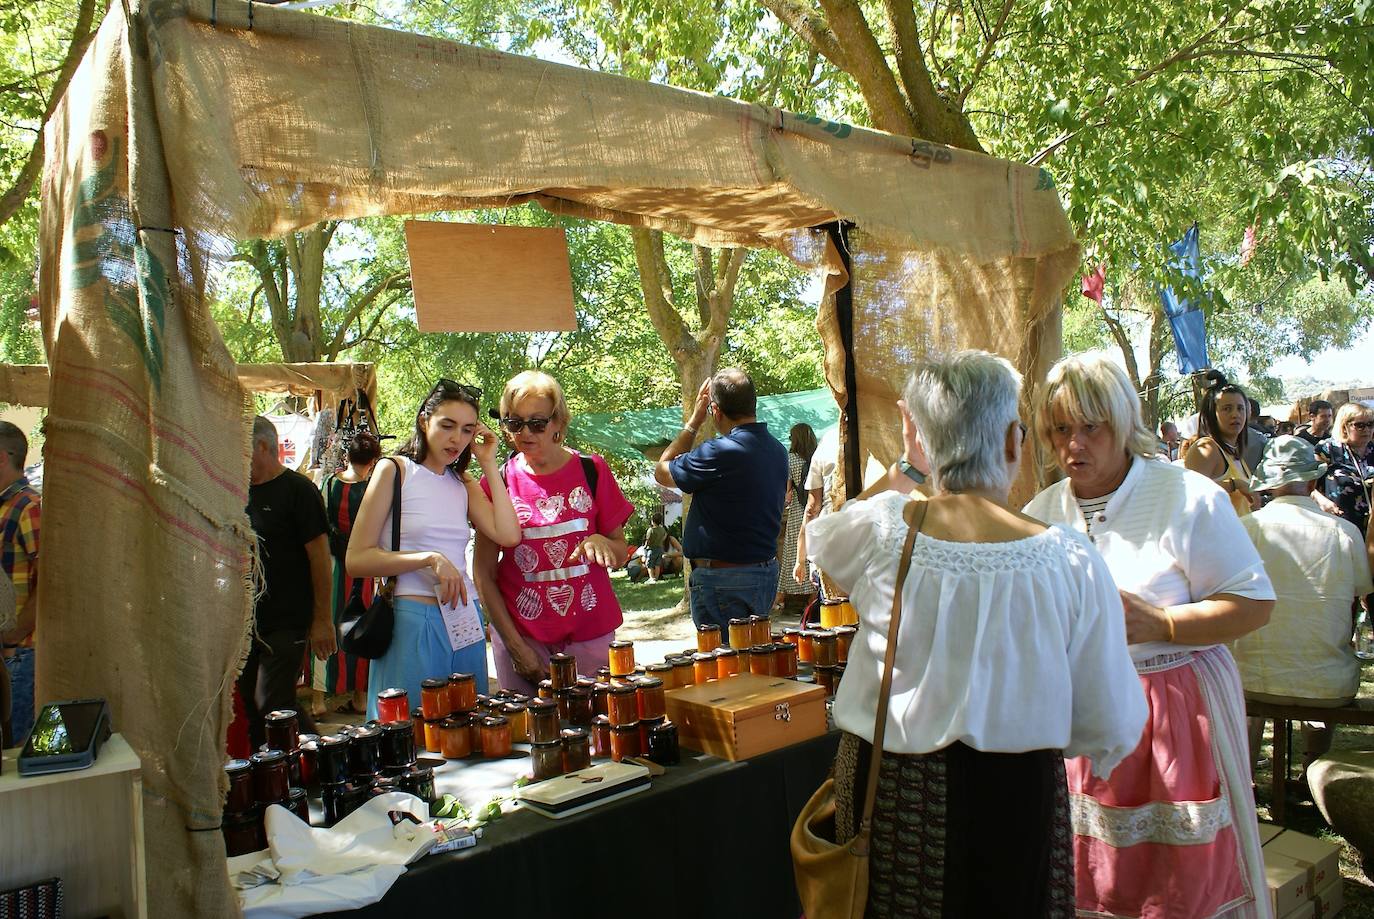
left=337, top=458, right=400, bottom=659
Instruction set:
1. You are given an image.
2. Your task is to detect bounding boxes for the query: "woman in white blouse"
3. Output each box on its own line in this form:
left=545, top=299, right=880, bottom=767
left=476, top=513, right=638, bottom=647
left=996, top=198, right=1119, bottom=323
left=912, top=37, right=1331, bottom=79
left=807, top=351, right=1145, bottom=917
left=1025, top=354, right=1276, bottom=919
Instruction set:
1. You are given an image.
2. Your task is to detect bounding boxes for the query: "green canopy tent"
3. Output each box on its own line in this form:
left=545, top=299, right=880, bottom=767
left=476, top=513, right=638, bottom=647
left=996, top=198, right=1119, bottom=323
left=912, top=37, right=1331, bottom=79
left=572, top=388, right=840, bottom=462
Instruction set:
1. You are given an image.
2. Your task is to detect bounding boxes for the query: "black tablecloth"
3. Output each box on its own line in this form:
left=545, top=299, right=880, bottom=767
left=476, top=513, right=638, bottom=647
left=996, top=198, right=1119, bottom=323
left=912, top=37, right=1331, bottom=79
left=333, top=731, right=840, bottom=918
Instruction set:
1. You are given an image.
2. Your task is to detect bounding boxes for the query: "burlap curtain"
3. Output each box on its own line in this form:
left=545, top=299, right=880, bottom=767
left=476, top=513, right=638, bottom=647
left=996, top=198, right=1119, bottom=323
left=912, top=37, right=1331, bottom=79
left=38, top=1, right=1078, bottom=912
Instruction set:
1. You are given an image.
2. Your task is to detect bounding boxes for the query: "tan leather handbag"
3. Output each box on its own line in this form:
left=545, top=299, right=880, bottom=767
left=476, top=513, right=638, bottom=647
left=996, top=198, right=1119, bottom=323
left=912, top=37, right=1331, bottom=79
left=791, top=498, right=927, bottom=917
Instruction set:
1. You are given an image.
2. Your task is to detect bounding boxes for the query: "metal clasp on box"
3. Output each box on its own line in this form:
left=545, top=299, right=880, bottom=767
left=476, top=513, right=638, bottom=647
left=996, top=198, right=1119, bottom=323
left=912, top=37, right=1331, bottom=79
left=774, top=702, right=792, bottom=723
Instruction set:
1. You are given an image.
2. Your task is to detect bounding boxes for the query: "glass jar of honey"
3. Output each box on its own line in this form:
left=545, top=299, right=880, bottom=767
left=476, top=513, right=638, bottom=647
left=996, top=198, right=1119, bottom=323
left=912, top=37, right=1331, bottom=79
left=812, top=629, right=839, bottom=667
left=531, top=740, right=564, bottom=781
left=797, top=630, right=817, bottom=663
left=549, top=652, right=578, bottom=690
left=224, top=759, right=254, bottom=813
left=782, top=627, right=802, bottom=648
left=481, top=716, right=513, bottom=758
left=287, top=787, right=309, bottom=823
left=671, top=656, right=693, bottom=688
left=379, top=720, right=416, bottom=771
left=594, top=666, right=612, bottom=683
left=264, top=710, right=300, bottom=755
left=814, top=665, right=837, bottom=696
left=555, top=689, right=573, bottom=722
left=715, top=647, right=741, bottom=679
left=609, top=722, right=641, bottom=762
left=834, top=626, right=856, bottom=662
left=561, top=728, right=592, bottom=773
left=591, top=715, right=612, bottom=758
left=692, top=652, right=716, bottom=685
left=607, top=683, right=638, bottom=727
left=422, top=719, right=444, bottom=757
left=819, top=601, right=843, bottom=629
left=648, top=720, right=681, bottom=766
left=749, top=615, right=771, bottom=647
left=575, top=675, right=596, bottom=692
left=727, top=618, right=751, bottom=648
left=769, top=643, right=791, bottom=678
left=638, top=715, right=664, bottom=753
left=402, top=766, right=437, bottom=803
left=566, top=687, right=594, bottom=727
left=316, top=734, right=351, bottom=787
left=592, top=682, right=611, bottom=717
left=777, top=642, right=799, bottom=679
left=348, top=725, right=383, bottom=780
left=502, top=702, right=529, bottom=742
left=410, top=708, right=426, bottom=750
left=748, top=645, right=775, bottom=677
left=375, top=688, right=410, bottom=724
left=607, top=640, right=635, bottom=677
left=420, top=678, right=451, bottom=720
left=439, top=716, right=472, bottom=759
left=447, top=672, right=477, bottom=713
left=643, top=662, right=672, bottom=690
left=635, top=677, right=666, bottom=720
left=469, top=714, right=485, bottom=755
left=537, top=680, right=554, bottom=700
left=250, top=750, right=290, bottom=806
left=527, top=699, right=560, bottom=744
left=696, top=623, right=722, bottom=653
left=221, top=812, right=264, bottom=857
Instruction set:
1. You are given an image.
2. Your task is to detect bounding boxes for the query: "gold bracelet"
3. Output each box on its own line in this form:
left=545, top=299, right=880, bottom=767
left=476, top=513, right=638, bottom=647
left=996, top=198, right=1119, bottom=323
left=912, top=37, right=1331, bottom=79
left=1163, top=609, right=1176, bottom=643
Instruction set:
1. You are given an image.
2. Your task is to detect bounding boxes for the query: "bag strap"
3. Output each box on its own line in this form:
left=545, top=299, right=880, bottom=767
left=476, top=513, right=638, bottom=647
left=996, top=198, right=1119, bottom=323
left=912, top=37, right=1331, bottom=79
left=579, top=454, right=599, bottom=499
left=388, top=457, right=402, bottom=551
left=850, top=497, right=929, bottom=857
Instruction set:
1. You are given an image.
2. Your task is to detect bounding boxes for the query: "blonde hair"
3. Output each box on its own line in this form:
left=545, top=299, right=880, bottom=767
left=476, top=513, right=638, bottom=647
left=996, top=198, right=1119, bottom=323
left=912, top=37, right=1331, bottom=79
left=1334, top=401, right=1374, bottom=444
left=1037, top=354, right=1158, bottom=458
left=500, top=370, right=570, bottom=425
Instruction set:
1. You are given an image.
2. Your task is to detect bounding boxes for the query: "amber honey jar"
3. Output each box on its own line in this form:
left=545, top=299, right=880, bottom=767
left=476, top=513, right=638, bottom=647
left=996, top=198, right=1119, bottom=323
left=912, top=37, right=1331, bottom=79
left=348, top=725, right=383, bottom=780
left=609, top=722, right=641, bottom=762
left=591, top=715, right=612, bottom=758
left=812, top=629, right=839, bottom=667
left=296, top=737, right=319, bottom=789
left=607, top=683, right=639, bottom=726
left=748, top=615, right=770, bottom=647
left=562, top=728, right=592, bottom=773
left=528, top=699, right=560, bottom=744
left=448, top=673, right=477, bottom=713
left=264, top=710, right=300, bottom=755
left=549, top=653, right=578, bottom=690
left=503, top=702, right=529, bottom=742
left=469, top=715, right=485, bottom=755
left=797, top=631, right=817, bottom=663
left=250, top=750, right=290, bottom=806
left=770, top=643, right=791, bottom=677
left=421, top=720, right=444, bottom=758
left=778, top=642, right=799, bottom=679
left=420, top=678, right=450, bottom=720
left=693, top=652, right=716, bottom=685
left=671, top=656, right=693, bottom=688
left=727, top=618, right=751, bottom=648
left=635, top=677, right=666, bottom=720
left=379, top=720, right=416, bottom=771
left=595, top=666, right=612, bottom=683
left=224, top=759, right=254, bottom=813
left=410, top=707, right=426, bottom=749
left=531, top=740, right=564, bottom=781
left=640, top=662, right=670, bottom=691
left=439, top=716, right=472, bottom=759
left=592, top=682, right=612, bottom=717
left=696, top=623, right=722, bottom=653
left=538, top=680, right=554, bottom=700
left=748, top=645, right=775, bottom=677
left=375, top=688, right=410, bottom=725
left=566, top=687, right=594, bottom=727
left=316, top=734, right=351, bottom=787
left=782, top=627, right=802, bottom=648
left=834, top=626, right=856, bottom=663
left=715, top=647, right=740, bottom=679
left=607, top=640, right=635, bottom=677
left=481, top=716, right=513, bottom=758
left=814, top=665, right=838, bottom=696
left=555, top=689, right=573, bottom=722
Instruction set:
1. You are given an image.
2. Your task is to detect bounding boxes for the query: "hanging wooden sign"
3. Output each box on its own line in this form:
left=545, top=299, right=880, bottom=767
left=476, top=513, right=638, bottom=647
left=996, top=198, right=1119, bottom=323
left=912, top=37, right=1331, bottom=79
left=404, top=220, right=578, bottom=333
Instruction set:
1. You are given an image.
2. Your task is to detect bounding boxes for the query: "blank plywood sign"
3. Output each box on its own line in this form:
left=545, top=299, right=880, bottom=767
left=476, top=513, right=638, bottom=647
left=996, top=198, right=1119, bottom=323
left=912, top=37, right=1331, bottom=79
left=405, top=221, right=577, bottom=333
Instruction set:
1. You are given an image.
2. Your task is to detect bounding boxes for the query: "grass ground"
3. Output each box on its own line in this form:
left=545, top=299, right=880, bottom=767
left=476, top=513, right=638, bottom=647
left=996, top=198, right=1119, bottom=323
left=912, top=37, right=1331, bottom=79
left=609, top=571, right=1374, bottom=915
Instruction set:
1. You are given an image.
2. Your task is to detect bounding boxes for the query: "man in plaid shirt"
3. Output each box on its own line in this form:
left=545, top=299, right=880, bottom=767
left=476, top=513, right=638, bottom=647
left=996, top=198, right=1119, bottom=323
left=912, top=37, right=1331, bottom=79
left=0, top=421, right=40, bottom=746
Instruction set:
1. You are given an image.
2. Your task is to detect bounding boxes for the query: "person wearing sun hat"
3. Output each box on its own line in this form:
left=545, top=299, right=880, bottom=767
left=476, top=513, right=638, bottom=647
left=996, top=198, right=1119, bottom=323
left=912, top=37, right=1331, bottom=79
left=1235, top=435, right=1373, bottom=774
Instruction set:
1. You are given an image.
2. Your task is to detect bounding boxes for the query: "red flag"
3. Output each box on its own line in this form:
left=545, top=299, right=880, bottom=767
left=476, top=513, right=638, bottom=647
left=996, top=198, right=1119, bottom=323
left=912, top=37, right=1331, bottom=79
left=1081, top=266, right=1105, bottom=303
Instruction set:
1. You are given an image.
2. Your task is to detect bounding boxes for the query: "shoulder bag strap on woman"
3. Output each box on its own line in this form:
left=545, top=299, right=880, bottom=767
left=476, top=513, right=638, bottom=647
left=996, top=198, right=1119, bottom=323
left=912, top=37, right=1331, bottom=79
left=851, top=497, right=929, bottom=857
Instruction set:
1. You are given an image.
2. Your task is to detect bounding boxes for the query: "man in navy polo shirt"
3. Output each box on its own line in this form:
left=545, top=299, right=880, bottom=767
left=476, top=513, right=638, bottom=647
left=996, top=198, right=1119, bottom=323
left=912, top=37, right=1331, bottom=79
left=655, top=368, right=788, bottom=638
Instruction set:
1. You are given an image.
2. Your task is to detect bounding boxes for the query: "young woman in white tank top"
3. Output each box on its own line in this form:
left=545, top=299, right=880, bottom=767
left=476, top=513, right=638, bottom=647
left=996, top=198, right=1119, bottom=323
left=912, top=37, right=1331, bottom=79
left=347, top=382, right=521, bottom=720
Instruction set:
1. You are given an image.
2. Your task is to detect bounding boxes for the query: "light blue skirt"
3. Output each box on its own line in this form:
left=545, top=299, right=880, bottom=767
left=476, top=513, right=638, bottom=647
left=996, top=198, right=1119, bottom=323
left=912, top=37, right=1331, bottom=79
left=365, top=597, right=489, bottom=722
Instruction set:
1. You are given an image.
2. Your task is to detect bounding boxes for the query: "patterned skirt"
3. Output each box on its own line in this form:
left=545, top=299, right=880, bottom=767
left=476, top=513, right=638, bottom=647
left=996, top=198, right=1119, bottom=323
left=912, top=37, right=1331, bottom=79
left=833, top=732, right=1075, bottom=918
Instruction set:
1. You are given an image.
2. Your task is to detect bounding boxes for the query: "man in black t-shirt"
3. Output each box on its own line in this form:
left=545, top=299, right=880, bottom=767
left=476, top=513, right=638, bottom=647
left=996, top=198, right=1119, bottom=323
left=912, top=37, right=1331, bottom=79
left=1297, top=400, right=1333, bottom=447
left=241, top=415, right=334, bottom=749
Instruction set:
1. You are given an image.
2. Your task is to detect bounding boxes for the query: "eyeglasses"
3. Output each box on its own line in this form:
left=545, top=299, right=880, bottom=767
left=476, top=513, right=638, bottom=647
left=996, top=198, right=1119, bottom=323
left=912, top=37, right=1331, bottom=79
left=1018, top=422, right=1028, bottom=444
left=429, top=378, right=482, bottom=400
left=1350, top=421, right=1374, bottom=431
left=501, top=415, right=552, bottom=434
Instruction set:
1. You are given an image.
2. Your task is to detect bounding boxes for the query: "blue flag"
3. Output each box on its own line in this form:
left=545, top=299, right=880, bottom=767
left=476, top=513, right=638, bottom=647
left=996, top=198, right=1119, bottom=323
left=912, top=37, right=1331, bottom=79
left=1156, top=223, right=1210, bottom=373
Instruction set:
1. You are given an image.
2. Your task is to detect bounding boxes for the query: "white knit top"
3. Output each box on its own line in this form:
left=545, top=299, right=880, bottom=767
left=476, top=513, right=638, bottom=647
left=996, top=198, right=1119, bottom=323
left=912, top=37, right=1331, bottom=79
left=381, top=456, right=472, bottom=599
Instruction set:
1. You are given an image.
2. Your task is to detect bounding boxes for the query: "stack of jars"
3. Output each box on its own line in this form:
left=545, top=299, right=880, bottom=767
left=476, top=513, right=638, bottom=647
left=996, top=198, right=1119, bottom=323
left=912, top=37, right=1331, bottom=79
left=221, top=709, right=311, bottom=856
left=793, top=625, right=853, bottom=696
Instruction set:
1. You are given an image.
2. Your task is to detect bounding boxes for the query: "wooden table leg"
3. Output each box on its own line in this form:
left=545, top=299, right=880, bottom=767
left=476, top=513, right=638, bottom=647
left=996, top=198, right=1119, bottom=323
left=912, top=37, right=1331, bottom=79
left=1271, top=717, right=1288, bottom=824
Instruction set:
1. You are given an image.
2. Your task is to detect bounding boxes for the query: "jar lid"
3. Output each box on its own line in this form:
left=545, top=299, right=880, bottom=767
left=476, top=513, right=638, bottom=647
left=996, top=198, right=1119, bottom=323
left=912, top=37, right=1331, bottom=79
left=380, top=720, right=412, bottom=735
left=692, top=652, right=715, bottom=662
left=650, top=720, right=678, bottom=736
left=610, top=639, right=635, bottom=650
left=538, top=680, right=554, bottom=691
left=595, top=667, right=612, bottom=678
left=640, top=715, right=666, bottom=728
left=561, top=728, right=589, bottom=743
left=288, top=787, right=307, bottom=802
left=406, top=765, right=434, bottom=779
left=575, top=676, right=596, bottom=689
left=780, top=643, right=798, bottom=655
left=352, top=725, right=381, bottom=739
left=670, top=656, right=693, bottom=666
left=812, top=630, right=837, bottom=641
left=420, top=678, right=448, bottom=690
left=530, top=739, right=563, bottom=749
left=644, top=662, right=673, bottom=673
left=636, top=677, right=664, bottom=690
left=476, top=693, right=491, bottom=705
left=448, top=672, right=474, bottom=683
left=528, top=699, right=558, bottom=713
left=250, top=749, right=287, bottom=766
left=771, top=631, right=785, bottom=641
left=814, top=664, right=837, bottom=672
left=728, top=618, right=749, bottom=626
left=320, top=733, right=351, bottom=748
left=411, top=707, right=424, bottom=718
left=440, top=715, right=470, bottom=728
left=715, top=647, right=739, bottom=658
left=549, top=652, right=575, bottom=663
left=593, top=715, right=611, bottom=727
left=376, top=687, right=407, bottom=700
left=423, top=717, right=446, bottom=725
left=502, top=702, right=528, bottom=714
left=608, top=683, right=636, bottom=695
left=748, top=644, right=772, bottom=654
left=298, top=733, right=321, bottom=745
left=265, top=709, right=298, bottom=723
left=697, top=623, right=721, bottom=632
left=224, top=758, right=251, bottom=775
left=748, top=614, right=769, bottom=623
left=611, top=721, right=640, bottom=732
left=592, top=681, right=611, bottom=693
left=783, top=627, right=802, bottom=636
left=508, top=693, right=531, bottom=705
left=482, top=715, right=510, bottom=727
left=568, top=686, right=591, bottom=698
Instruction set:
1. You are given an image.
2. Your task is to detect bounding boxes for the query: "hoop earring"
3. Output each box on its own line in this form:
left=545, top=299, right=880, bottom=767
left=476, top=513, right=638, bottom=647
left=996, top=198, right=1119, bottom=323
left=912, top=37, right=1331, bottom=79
left=552, top=431, right=563, bottom=442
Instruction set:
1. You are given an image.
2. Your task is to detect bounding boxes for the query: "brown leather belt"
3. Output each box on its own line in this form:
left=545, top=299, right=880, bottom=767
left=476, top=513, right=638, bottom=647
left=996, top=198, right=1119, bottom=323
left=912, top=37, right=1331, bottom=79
left=689, top=557, right=775, bottom=570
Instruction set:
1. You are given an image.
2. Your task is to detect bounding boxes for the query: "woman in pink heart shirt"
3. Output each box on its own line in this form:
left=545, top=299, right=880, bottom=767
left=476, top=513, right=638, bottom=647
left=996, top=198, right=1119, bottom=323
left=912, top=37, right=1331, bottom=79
left=475, top=371, right=634, bottom=693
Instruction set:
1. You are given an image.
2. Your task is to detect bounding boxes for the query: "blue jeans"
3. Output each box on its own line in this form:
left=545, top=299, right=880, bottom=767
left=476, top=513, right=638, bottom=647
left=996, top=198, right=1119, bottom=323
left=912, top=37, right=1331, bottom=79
left=5, top=647, right=35, bottom=745
left=366, top=598, right=489, bottom=722
left=689, top=560, right=779, bottom=643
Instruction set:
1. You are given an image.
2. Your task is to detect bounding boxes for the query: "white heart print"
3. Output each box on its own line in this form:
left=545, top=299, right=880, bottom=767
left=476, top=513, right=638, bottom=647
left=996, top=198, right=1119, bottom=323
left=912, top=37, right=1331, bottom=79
left=579, top=583, right=597, bottom=611
left=511, top=497, right=533, bottom=525
left=515, top=588, right=542, bottom=621
left=535, top=494, right=565, bottom=522
left=544, top=538, right=570, bottom=569
left=568, top=486, right=593, bottom=513
left=514, top=544, right=539, bottom=574
left=547, top=584, right=575, bottom=617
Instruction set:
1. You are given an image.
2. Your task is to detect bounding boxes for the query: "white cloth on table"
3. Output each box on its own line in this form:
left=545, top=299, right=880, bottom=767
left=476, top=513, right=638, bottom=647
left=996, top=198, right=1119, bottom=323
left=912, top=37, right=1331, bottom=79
left=806, top=491, right=1146, bottom=777
left=230, top=792, right=435, bottom=919
left=1023, top=454, right=1275, bottom=661
left=1235, top=494, right=1372, bottom=701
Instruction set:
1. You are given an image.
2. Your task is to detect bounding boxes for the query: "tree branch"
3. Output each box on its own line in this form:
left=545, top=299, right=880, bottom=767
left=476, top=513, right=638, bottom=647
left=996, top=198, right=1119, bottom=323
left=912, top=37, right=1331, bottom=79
left=817, top=0, right=917, bottom=135
left=325, top=269, right=410, bottom=356
left=957, top=0, right=1015, bottom=106
left=630, top=228, right=694, bottom=360
left=756, top=0, right=848, bottom=68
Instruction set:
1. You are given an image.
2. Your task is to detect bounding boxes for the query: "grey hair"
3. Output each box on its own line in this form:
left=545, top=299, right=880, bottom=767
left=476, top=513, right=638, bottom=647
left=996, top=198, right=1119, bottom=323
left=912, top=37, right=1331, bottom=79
left=251, top=415, right=278, bottom=451
left=902, top=350, right=1022, bottom=494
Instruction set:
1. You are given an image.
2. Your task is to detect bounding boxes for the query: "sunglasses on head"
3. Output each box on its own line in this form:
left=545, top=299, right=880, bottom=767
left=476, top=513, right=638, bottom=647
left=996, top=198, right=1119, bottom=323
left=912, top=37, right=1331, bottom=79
left=429, top=378, right=482, bottom=401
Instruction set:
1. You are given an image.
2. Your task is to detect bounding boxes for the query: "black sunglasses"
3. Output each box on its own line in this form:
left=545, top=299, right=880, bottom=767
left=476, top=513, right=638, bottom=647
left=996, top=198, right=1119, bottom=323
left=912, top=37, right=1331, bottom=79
left=500, top=415, right=552, bottom=434
left=429, top=378, right=482, bottom=401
